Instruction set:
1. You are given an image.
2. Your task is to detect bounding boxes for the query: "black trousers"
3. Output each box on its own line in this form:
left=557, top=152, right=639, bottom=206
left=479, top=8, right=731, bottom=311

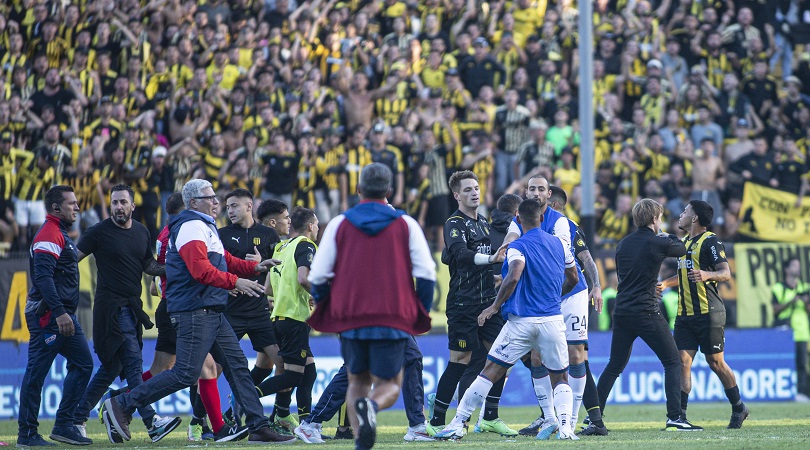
left=796, top=341, right=809, bottom=396
left=596, top=312, right=682, bottom=420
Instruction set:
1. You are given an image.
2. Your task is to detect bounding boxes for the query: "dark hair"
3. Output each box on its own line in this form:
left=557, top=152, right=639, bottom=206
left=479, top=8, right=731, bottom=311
left=224, top=188, right=254, bottom=203
left=688, top=199, right=713, bottom=227
left=110, top=184, right=135, bottom=203
left=549, top=185, right=568, bottom=208
left=166, top=192, right=185, bottom=215
left=448, top=170, right=479, bottom=193
left=496, top=194, right=522, bottom=215
left=256, top=199, right=288, bottom=222
left=45, top=185, right=74, bottom=213
left=518, top=199, right=544, bottom=227
left=358, top=163, right=392, bottom=199
left=290, top=207, right=316, bottom=232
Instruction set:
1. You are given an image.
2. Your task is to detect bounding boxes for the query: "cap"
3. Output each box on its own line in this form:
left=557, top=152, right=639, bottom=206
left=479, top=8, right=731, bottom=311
left=0, top=131, right=12, bottom=142
left=152, top=146, right=167, bottom=158
left=372, top=122, right=386, bottom=133
left=527, top=34, right=540, bottom=43
left=529, top=119, right=547, bottom=130
left=786, top=75, right=802, bottom=87
left=690, top=65, right=704, bottom=75
left=446, top=67, right=459, bottom=76
left=429, top=87, right=443, bottom=98
left=737, top=118, right=749, bottom=128
left=647, top=59, right=663, bottom=69
left=74, top=46, right=90, bottom=55
left=126, top=120, right=139, bottom=130
left=472, top=37, right=489, bottom=47
left=325, top=127, right=343, bottom=137
left=390, top=61, right=406, bottom=72
left=501, top=31, right=513, bottom=39
left=100, top=95, right=112, bottom=104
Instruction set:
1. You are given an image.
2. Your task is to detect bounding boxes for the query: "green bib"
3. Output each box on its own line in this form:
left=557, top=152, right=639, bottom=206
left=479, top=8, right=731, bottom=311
left=270, top=236, right=317, bottom=323
left=772, top=282, right=810, bottom=342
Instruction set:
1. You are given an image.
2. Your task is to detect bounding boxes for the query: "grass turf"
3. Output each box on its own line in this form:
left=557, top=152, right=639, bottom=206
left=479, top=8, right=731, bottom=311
left=2, top=402, right=808, bottom=448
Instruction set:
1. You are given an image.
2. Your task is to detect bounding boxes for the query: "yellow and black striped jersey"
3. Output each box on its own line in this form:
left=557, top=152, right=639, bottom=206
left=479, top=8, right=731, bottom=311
left=344, top=145, right=372, bottom=196
left=677, top=231, right=727, bottom=316
left=315, top=146, right=344, bottom=191
left=597, top=208, right=630, bottom=244
left=375, top=96, right=409, bottom=127
left=62, top=170, right=101, bottom=212
left=14, top=151, right=55, bottom=201
left=0, top=147, right=25, bottom=201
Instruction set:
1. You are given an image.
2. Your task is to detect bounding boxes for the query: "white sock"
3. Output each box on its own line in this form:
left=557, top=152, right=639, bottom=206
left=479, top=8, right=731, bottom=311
left=554, top=383, right=574, bottom=433
left=569, top=374, right=586, bottom=425
left=533, top=375, right=556, bottom=423
left=450, top=376, right=493, bottom=427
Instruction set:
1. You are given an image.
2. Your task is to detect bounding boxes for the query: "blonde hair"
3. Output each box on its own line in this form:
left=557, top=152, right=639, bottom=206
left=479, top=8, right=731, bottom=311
left=632, top=198, right=663, bottom=228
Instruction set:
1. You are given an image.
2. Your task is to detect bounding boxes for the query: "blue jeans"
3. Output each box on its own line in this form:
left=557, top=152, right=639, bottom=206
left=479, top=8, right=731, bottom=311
left=76, top=307, right=154, bottom=426
left=116, top=308, right=270, bottom=432
left=494, top=151, right=518, bottom=199
left=18, top=311, right=93, bottom=437
left=308, top=336, right=426, bottom=427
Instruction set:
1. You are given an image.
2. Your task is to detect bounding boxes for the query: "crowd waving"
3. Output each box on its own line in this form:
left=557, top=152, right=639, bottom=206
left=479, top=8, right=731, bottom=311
left=1, top=0, right=810, bottom=255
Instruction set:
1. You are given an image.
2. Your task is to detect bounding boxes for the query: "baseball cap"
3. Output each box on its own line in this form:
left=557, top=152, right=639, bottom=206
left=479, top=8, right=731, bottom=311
left=152, top=146, right=167, bottom=158
left=647, top=59, right=663, bottom=69
left=372, top=122, right=386, bottom=134
left=472, top=37, right=489, bottom=47
left=737, top=118, right=749, bottom=128
left=786, top=75, right=802, bottom=87
left=391, top=61, right=407, bottom=72
left=100, top=95, right=112, bottom=104
left=0, top=131, right=12, bottom=142
left=446, top=67, right=459, bottom=76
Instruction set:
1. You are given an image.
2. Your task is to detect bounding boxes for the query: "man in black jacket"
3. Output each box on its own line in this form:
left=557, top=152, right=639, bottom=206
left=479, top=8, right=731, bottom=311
left=595, top=198, right=703, bottom=431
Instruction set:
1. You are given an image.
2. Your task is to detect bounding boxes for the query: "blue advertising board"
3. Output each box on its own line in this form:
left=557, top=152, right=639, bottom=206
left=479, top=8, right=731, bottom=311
left=0, top=329, right=796, bottom=419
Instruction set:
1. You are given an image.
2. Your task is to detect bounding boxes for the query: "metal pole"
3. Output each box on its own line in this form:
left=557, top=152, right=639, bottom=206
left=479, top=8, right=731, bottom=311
left=578, top=0, right=596, bottom=249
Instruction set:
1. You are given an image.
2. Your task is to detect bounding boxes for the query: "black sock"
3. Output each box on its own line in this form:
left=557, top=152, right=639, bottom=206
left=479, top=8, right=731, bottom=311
left=190, top=385, right=207, bottom=425
left=430, top=362, right=467, bottom=426
left=274, top=390, right=293, bottom=418
left=483, top=376, right=505, bottom=421
left=250, top=366, right=273, bottom=386
left=583, top=361, right=603, bottom=426
left=296, top=364, right=317, bottom=421
left=680, top=391, right=689, bottom=415
left=725, top=386, right=744, bottom=412
left=257, top=371, right=303, bottom=397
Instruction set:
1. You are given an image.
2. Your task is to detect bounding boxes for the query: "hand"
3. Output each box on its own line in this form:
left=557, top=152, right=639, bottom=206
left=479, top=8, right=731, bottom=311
left=687, top=269, right=706, bottom=283
left=55, top=313, right=75, bottom=337
left=490, top=244, right=507, bottom=264
left=590, top=287, right=604, bottom=313
left=234, top=278, right=265, bottom=297
left=228, top=289, right=239, bottom=297
left=246, top=246, right=262, bottom=263
left=478, top=305, right=499, bottom=326
left=255, top=258, right=282, bottom=272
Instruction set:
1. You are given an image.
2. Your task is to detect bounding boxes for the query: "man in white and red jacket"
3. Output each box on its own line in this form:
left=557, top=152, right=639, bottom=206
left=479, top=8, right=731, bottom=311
left=102, top=179, right=295, bottom=445
left=309, top=163, right=436, bottom=450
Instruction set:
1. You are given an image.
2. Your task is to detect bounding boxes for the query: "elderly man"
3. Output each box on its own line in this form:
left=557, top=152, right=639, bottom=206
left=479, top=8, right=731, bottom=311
left=102, top=179, right=295, bottom=444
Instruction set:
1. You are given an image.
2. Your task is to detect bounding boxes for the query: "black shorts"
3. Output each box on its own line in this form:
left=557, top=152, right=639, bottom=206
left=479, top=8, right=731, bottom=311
left=154, top=298, right=176, bottom=355
left=426, top=195, right=450, bottom=227
left=273, top=317, right=312, bottom=366
left=446, top=300, right=504, bottom=352
left=340, top=337, right=407, bottom=379
left=674, top=312, right=726, bottom=355
left=225, top=312, right=278, bottom=351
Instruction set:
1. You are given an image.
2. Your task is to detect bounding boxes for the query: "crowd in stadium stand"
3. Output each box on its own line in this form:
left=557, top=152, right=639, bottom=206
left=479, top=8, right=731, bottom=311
left=1, top=0, right=809, bottom=255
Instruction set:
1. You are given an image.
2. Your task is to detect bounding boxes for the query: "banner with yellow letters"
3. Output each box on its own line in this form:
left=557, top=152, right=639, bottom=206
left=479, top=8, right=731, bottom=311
left=738, top=182, right=810, bottom=243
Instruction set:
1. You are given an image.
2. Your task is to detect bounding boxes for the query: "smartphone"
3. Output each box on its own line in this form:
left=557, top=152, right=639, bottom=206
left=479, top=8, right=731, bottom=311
left=101, top=128, right=110, bottom=137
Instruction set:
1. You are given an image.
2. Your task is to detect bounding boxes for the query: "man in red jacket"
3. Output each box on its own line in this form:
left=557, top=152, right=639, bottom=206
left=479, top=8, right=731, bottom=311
left=308, top=163, right=436, bottom=450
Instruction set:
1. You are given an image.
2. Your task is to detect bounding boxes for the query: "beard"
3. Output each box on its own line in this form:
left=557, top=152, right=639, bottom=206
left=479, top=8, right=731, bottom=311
left=113, top=210, right=132, bottom=225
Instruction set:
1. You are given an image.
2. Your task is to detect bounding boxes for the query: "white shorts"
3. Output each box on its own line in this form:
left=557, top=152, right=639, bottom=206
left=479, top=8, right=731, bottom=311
left=487, top=317, right=569, bottom=372
left=14, top=199, right=46, bottom=227
left=562, top=289, right=589, bottom=343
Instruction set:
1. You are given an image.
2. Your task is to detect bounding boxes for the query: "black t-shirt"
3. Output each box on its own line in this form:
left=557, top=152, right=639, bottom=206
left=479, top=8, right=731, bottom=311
left=30, top=89, right=76, bottom=123
left=77, top=218, right=154, bottom=301
left=218, top=222, right=280, bottom=316
left=293, top=240, right=316, bottom=269
left=442, top=209, right=496, bottom=305
left=263, top=153, right=300, bottom=194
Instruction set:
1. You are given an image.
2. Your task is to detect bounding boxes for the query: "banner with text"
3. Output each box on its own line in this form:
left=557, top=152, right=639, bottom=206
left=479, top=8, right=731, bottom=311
left=738, top=183, right=810, bottom=243
left=0, top=329, right=796, bottom=420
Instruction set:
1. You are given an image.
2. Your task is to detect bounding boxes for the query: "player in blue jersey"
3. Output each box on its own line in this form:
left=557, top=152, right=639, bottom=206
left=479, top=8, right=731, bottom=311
left=433, top=199, right=580, bottom=441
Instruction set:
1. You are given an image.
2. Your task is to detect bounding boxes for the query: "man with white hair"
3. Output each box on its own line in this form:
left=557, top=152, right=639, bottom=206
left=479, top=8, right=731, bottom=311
left=102, top=179, right=295, bottom=444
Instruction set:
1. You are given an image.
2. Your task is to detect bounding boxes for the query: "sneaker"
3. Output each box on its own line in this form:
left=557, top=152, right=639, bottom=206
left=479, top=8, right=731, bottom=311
left=247, top=425, right=297, bottom=444
left=214, top=424, right=250, bottom=443
left=275, top=413, right=300, bottom=432
left=16, top=434, right=56, bottom=447
left=333, top=427, right=354, bottom=440
left=477, top=418, right=518, bottom=437
left=535, top=418, right=559, bottom=440
left=354, top=398, right=377, bottom=449
left=433, top=423, right=465, bottom=440
left=403, top=423, right=434, bottom=442
left=664, top=417, right=703, bottom=431
left=727, top=405, right=750, bottom=429
left=97, top=389, right=113, bottom=424
left=295, top=422, right=325, bottom=444
left=148, top=415, right=181, bottom=443
left=557, top=428, right=580, bottom=440
left=75, top=424, right=86, bottom=438
left=270, top=421, right=295, bottom=437
left=577, top=423, right=608, bottom=436
left=101, top=411, right=123, bottom=443
left=202, top=425, right=215, bottom=440
left=187, top=424, right=203, bottom=442
left=519, top=414, right=544, bottom=436
left=426, top=393, right=436, bottom=420
left=49, top=425, right=92, bottom=446
left=102, top=398, right=131, bottom=441
left=425, top=423, right=443, bottom=437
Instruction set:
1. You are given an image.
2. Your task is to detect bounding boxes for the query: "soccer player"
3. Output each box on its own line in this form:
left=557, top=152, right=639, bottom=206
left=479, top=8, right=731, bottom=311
left=308, top=163, right=436, bottom=450
left=433, top=199, right=580, bottom=440
left=427, top=170, right=514, bottom=437
left=256, top=199, right=291, bottom=239
left=596, top=199, right=703, bottom=431
left=256, top=207, right=319, bottom=430
left=17, top=185, right=94, bottom=447
left=658, top=200, right=749, bottom=428
left=74, top=185, right=181, bottom=443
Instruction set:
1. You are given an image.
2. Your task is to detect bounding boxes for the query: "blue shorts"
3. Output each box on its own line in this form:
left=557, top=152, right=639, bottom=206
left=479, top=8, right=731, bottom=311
left=340, top=337, right=407, bottom=380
